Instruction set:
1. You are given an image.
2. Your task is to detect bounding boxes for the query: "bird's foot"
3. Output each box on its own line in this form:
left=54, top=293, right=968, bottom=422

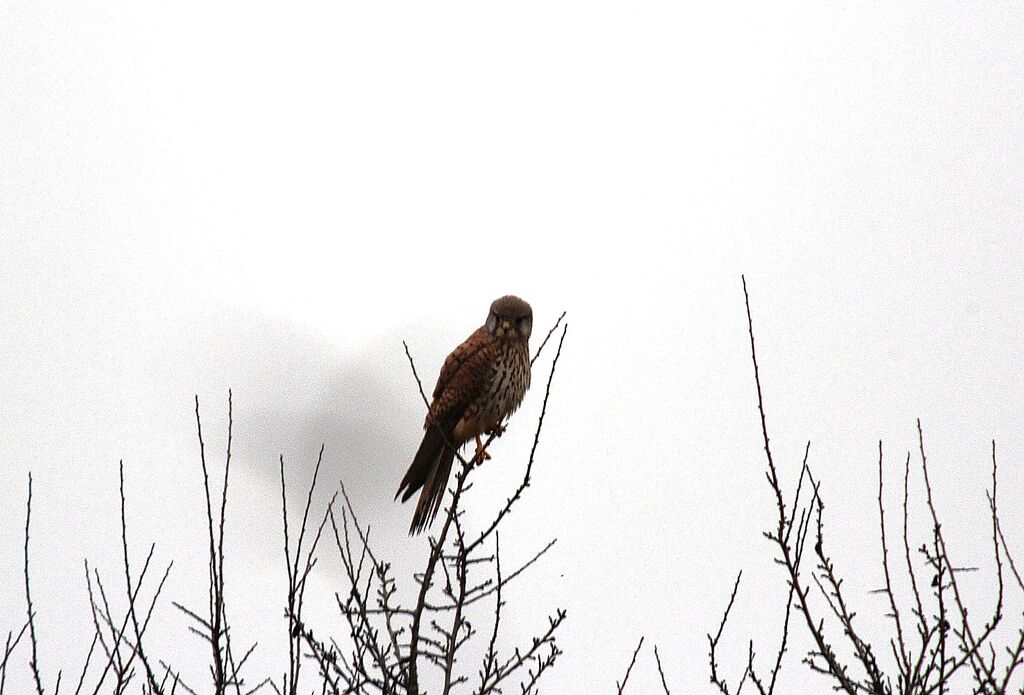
left=474, top=435, right=491, bottom=466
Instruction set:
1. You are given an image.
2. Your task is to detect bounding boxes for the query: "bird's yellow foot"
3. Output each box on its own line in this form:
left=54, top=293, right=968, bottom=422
left=474, top=435, right=491, bottom=466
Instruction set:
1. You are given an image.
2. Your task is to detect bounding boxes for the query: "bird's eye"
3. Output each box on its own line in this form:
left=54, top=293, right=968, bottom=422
left=518, top=316, right=533, bottom=338
left=485, top=312, right=499, bottom=333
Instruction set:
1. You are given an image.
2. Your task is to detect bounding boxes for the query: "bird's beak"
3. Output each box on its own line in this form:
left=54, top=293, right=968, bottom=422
left=498, top=319, right=513, bottom=336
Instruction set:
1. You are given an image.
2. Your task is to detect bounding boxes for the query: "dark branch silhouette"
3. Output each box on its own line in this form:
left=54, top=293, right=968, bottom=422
left=703, top=276, right=1022, bottom=694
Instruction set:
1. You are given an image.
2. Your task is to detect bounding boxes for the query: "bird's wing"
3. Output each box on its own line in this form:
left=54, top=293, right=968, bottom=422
left=427, top=326, right=494, bottom=430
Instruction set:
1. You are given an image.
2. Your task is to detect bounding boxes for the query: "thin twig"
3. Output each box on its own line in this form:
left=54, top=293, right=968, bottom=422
left=709, top=571, right=743, bottom=695
left=531, top=311, right=566, bottom=366
left=25, top=473, right=45, bottom=695
left=1, top=621, right=31, bottom=695
left=616, top=636, right=645, bottom=694
left=654, top=645, right=672, bottom=695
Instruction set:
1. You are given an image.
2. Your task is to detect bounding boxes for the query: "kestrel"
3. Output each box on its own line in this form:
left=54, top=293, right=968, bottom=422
left=397, top=295, right=533, bottom=535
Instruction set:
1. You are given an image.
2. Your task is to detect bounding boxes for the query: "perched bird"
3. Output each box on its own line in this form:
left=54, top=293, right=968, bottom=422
left=397, top=295, right=533, bottom=534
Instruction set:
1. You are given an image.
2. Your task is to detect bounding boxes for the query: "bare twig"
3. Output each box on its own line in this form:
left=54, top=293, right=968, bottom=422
left=654, top=645, right=672, bottom=695
left=616, top=636, right=645, bottom=694
left=280, top=443, right=335, bottom=695
left=878, top=441, right=911, bottom=689
left=195, top=395, right=228, bottom=694
left=24, top=473, right=45, bottom=695
left=402, top=340, right=432, bottom=410
left=708, top=571, right=743, bottom=695
left=119, top=460, right=166, bottom=694
left=0, top=621, right=31, bottom=695
left=531, top=311, right=566, bottom=366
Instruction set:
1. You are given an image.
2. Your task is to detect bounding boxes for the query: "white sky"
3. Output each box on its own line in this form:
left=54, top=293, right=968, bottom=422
left=2, top=2, right=1023, bottom=693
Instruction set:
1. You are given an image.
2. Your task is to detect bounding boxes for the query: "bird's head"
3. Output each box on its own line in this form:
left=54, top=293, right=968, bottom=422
left=485, top=295, right=533, bottom=341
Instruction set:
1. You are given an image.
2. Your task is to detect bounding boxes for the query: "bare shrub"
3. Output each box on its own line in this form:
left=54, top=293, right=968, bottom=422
left=3, top=316, right=568, bottom=695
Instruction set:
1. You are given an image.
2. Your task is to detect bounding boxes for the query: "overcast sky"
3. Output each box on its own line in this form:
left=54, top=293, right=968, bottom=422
left=2, top=2, right=1023, bottom=693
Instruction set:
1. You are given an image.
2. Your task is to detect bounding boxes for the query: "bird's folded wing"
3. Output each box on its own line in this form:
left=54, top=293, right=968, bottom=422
left=427, top=326, right=494, bottom=429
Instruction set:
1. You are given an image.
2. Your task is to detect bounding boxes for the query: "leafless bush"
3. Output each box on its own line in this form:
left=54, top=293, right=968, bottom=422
left=3, top=316, right=568, bottom=695
left=9, top=466, right=179, bottom=695
left=706, top=277, right=1024, bottom=694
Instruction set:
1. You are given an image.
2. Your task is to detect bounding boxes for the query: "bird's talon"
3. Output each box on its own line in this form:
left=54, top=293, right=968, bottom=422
left=474, top=435, right=491, bottom=465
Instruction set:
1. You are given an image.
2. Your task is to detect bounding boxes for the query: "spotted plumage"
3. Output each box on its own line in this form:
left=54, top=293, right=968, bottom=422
left=396, top=295, right=533, bottom=534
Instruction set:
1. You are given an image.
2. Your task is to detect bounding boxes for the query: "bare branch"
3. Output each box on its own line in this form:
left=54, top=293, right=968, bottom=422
left=25, top=473, right=45, bottom=695
left=615, top=636, right=644, bottom=695
left=708, top=571, right=743, bottom=695
left=654, top=645, right=672, bottom=695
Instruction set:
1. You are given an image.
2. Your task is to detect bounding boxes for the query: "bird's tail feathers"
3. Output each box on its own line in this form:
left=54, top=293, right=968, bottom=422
left=409, top=444, right=455, bottom=535
left=397, top=420, right=457, bottom=535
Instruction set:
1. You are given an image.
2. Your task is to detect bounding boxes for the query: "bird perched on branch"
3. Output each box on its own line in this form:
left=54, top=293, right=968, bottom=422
left=397, top=295, right=533, bottom=535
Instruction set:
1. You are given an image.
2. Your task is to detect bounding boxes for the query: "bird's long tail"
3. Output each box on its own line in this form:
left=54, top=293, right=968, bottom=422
left=396, top=423, right=457, bottom=535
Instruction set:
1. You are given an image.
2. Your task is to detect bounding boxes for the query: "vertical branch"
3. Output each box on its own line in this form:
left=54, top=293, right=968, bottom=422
left=441, top=513, right=469, bottom=695
left=932, top=525, right=949, bottom=692
left=987, top=439, right=1004, bottom=635
left=119, top=460, right=164, bottom=694
left=218, top=390, right=234, bottom=692
left=877, top=442, right=910, bottom=681
left=477, top=532, right=504, bottom=693
left=280, top=444, right=329, bottom=695
left=995, top=439, right=1024, bottom=692
left=195, top=395, right=226, bottom=694
left=175, top=393, right=254, bottom=695
left=741, top=276, right=787, bottom=540
left=25, top=473, right=45, bottom=695
left=741, top=276, right=858, bottom=695
left=279, top=455, right=295, bottom=695
left=901, top=452, right=926, bottom=637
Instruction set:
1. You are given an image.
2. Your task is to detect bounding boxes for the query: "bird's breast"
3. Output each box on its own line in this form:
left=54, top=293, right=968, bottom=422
left=451, top=340, right=531, bottom=443
left=487, top=340, right=531, bottom=416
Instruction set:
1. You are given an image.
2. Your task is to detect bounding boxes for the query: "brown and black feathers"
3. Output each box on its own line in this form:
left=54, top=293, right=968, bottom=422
left=397, top=295, right=533, bottom=534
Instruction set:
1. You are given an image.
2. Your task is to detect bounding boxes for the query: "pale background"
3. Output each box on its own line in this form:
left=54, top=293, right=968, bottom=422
left=2, top=2, right=1023, bottom=692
